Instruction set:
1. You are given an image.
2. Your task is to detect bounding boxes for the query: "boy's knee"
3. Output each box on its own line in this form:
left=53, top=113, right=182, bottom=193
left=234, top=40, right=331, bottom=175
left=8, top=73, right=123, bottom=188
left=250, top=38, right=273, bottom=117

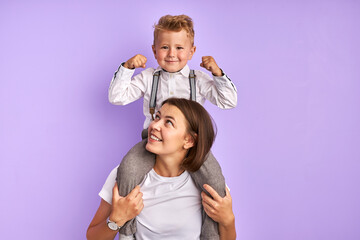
left=118, top=139, right=155, bottom=180
left=205, top=178, right=226, bottom=198
left=191, top=152, right=226, bottom=197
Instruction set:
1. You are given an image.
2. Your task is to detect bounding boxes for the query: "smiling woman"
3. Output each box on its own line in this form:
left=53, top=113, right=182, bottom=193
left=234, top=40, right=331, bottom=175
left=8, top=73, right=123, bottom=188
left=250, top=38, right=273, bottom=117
left=146, top=102, right=195, bottom=173
left=147, top=98, right=215, bottom=173
left=86, top=98, right=236, bottom=240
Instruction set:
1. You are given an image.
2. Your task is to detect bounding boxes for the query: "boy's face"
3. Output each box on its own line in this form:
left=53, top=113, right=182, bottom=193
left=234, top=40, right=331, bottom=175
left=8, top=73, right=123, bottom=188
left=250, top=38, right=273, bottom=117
left=152, top=29, right=196, bottom=73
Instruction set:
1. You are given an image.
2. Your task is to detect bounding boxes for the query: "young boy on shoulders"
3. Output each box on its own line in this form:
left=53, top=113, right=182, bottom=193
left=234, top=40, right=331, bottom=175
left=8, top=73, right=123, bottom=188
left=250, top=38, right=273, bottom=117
left=107, top=14, right=237, bottom=239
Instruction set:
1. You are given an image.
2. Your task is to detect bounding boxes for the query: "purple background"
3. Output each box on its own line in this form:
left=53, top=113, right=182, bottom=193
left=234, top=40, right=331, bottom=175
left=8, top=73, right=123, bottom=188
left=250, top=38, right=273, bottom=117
left=1, top=0, right=359, bottom=239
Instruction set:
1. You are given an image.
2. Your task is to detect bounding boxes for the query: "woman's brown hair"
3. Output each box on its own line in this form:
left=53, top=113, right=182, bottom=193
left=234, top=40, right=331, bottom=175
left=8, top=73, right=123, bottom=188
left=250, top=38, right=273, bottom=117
left=162, top=98, right=216, bottom=172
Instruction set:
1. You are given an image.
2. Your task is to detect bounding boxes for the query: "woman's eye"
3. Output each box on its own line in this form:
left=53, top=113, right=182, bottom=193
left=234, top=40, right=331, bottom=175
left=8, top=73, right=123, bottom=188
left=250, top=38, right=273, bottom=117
left=166, top=120, right=173, bottom=126
left=155, top=115, right=160, bottom=120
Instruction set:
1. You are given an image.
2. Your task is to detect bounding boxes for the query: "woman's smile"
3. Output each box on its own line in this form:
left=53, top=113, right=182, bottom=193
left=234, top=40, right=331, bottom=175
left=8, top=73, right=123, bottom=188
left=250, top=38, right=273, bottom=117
left=149, top=134, right=162, bottom=142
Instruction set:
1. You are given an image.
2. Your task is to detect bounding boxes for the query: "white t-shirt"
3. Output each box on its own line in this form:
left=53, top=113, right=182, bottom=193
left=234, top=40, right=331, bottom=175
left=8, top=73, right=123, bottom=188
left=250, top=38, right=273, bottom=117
left=99, top=166, right=202, bottom=240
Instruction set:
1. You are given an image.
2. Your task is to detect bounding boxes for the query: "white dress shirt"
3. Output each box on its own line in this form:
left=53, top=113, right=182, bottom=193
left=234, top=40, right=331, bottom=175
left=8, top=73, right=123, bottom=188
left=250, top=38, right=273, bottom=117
left=109, top=64, right=237, bottom=129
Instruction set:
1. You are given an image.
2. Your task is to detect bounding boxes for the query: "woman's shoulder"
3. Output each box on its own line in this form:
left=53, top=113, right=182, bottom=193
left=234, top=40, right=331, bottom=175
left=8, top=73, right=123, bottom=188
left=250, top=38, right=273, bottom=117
left=98, top=165, right=119, bottom=204
left=108, top=165, right=119, bottom=178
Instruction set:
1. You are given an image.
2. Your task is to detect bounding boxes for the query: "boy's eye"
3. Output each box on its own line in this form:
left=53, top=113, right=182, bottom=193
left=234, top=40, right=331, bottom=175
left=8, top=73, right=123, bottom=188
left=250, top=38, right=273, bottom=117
left=161, top=46, right=168, bottom=49
left=176, top=46, right=184, bottom=50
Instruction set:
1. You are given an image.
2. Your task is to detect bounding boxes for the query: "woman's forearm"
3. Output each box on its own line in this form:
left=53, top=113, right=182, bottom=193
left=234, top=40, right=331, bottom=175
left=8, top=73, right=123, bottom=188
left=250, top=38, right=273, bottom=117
left=219, top=217, right=236, bottom=240
left=86, top=220, right=118, bottom=240
left=201, top=185, right=237, bottom=239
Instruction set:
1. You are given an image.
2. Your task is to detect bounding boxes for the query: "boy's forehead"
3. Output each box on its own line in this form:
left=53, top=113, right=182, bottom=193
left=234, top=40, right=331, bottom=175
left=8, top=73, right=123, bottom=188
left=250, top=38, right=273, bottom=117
left=154, top=30, right=192, bottom=44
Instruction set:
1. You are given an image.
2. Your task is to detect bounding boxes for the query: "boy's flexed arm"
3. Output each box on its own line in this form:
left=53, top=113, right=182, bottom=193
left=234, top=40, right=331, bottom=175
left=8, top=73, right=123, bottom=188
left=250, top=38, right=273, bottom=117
left=200, top=56, right=222, bottom=77
left=108, top=54, right=148, bottom=106
left=199, top=56, right=238, bottom=109
left=124, top=54, right=147, bottom=69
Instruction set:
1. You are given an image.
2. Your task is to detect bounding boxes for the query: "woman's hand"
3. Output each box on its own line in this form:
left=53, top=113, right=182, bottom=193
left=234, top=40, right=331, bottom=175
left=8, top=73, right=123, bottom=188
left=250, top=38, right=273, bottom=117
left=86, top=185, right=144, bottom=240
left=109, top=184, right=144, bottom=226
left=201, top=184, right=235, bottom=227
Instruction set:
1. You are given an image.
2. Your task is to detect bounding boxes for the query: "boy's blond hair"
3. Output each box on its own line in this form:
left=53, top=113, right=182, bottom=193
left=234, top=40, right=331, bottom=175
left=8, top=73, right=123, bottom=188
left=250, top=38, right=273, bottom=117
left=153, top=14, right=195, bottom=46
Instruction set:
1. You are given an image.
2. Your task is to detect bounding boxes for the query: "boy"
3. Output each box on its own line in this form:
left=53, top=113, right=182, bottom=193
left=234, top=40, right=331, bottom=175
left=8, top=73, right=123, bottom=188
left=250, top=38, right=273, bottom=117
left=108, top=14, right=237, bottom=239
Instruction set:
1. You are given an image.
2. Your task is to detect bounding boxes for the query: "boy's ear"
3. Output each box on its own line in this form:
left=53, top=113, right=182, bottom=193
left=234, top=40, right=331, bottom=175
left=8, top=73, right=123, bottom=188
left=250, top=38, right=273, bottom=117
left=152, top=45, right=157, bottom=58
left=188, top=46, right=196, bottom=60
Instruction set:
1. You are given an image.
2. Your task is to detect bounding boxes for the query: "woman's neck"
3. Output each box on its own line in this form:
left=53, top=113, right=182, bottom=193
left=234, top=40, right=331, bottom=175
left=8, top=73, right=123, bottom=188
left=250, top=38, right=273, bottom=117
left=154, top=155, right=185, bottom=177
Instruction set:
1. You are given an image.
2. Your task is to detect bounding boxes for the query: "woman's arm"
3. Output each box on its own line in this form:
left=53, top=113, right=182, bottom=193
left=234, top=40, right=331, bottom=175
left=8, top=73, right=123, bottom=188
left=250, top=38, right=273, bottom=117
left=201, top=184, right=236, bottom=240
left=86, top=199, right=118, bottom=240
left=86, top=184, right=143, bottom=240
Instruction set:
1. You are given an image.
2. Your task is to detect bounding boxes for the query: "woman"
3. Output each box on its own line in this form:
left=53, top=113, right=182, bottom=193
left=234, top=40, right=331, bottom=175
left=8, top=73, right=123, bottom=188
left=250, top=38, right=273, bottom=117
left=87, top=98, right=236, bottom=240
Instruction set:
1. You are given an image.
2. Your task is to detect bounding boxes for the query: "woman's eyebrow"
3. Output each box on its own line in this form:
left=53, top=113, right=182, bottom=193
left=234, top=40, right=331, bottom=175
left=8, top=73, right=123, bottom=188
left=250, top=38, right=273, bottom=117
left=165, top=115, right=176, bottom=122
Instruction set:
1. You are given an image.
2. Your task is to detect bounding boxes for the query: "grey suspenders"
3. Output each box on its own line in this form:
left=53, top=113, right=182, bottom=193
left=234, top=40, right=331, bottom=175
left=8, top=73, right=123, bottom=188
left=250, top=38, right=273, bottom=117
left=189, top=69, right=196, bottom=101
left=149, top=71, right=161, bottom=119
left=149, top=70, right=196, bottom=120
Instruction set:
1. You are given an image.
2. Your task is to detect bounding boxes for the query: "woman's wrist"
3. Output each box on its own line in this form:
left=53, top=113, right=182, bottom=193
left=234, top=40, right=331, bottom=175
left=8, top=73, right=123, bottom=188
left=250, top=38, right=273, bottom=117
left=219, top=213, right=235, bottom=228
left=109, top=212, right=127, bottom=227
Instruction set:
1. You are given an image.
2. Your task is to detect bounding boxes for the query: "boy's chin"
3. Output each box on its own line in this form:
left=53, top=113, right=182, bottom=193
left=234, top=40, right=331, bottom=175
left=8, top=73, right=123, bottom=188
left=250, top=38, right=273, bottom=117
left=161, top=65, right=184, bottom=73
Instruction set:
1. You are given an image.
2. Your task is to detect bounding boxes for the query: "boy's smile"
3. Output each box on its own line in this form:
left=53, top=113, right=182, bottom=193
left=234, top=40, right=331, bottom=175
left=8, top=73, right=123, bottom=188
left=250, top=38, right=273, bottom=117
left=152, top=29, right=196, bottom=73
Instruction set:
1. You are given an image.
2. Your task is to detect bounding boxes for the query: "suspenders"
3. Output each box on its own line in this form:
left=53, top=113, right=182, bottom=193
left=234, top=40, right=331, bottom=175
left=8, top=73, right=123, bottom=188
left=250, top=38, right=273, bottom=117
left=149, top=70, right=196, bottom=120
left=189, top=69, right=196, bottom=101
left=149, top=71, right=161, bottom=120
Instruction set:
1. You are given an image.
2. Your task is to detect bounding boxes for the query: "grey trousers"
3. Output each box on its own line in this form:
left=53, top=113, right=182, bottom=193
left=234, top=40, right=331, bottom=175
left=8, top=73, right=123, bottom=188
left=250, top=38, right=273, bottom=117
left=116, top=139, right=225, bottom=240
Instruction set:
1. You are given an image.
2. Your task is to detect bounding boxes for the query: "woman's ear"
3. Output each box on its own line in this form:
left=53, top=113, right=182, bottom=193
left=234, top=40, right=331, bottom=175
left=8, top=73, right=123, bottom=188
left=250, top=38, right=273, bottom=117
left=184, top=133, right=197, bottom=150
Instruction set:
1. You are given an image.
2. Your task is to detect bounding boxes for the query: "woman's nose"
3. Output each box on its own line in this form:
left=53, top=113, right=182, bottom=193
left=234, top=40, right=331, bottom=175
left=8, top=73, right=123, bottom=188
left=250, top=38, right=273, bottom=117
left=152, top=120, right=161, bottom=131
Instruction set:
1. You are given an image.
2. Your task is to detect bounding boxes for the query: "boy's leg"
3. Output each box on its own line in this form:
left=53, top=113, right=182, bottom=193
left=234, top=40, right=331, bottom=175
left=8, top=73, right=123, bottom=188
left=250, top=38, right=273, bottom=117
left=116, top=139, right=155, bottom=235
left=189, top=151, right=225, bottom=240
left=141, top=128, right=148, bottom=140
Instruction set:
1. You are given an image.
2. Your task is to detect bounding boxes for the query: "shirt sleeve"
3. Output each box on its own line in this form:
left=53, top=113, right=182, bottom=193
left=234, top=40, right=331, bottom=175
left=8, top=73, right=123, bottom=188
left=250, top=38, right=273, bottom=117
left=108, top=64, right=148, bottom=105
left=196, top=70, right=238, bottom=109
left=98, top=165, right=119, bottom=205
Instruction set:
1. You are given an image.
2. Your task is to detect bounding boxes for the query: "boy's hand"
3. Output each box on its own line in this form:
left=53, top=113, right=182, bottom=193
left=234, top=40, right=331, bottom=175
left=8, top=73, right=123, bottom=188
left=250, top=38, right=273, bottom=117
left=124, top=54, right=147, bottom=69
left=200, top=56, right=223, bottom=76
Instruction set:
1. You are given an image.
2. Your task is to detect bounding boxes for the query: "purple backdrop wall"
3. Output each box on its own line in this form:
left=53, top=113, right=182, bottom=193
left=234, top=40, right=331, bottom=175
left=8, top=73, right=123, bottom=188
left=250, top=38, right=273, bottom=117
left=1, top=0, right=359, bottom=239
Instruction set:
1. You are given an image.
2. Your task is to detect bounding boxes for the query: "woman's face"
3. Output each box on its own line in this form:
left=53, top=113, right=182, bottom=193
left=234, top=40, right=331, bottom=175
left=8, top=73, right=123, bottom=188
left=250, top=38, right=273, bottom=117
left=145, top=103, right=194, bottom=159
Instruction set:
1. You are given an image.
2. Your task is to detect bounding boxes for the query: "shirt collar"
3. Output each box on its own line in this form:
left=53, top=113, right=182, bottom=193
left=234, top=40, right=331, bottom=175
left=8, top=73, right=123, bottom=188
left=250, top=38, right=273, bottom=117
left=154, top=65, right=190, bottom=77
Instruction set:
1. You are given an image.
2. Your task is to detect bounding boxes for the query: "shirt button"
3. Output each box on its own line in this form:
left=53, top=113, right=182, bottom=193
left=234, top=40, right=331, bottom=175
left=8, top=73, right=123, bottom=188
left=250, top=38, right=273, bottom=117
left=170, top=91, right=174, bottom=95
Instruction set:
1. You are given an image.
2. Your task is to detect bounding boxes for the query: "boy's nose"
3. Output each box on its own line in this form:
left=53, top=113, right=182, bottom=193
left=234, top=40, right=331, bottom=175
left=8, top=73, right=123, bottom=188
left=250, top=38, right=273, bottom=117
left=168, top=48, right=175, bottom=57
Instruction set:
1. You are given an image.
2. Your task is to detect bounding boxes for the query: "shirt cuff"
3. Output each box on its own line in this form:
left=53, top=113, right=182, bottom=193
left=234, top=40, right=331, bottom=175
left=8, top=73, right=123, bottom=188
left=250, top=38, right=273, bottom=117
left=112, top=62, right=136, bottom=81
left=213, top=70, right=237, bottom=91
left=213, top=70, right=230, bottom=84
left=212, top=68, right=225, bottom=77
left=119, top=62, right=135, bottom=74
